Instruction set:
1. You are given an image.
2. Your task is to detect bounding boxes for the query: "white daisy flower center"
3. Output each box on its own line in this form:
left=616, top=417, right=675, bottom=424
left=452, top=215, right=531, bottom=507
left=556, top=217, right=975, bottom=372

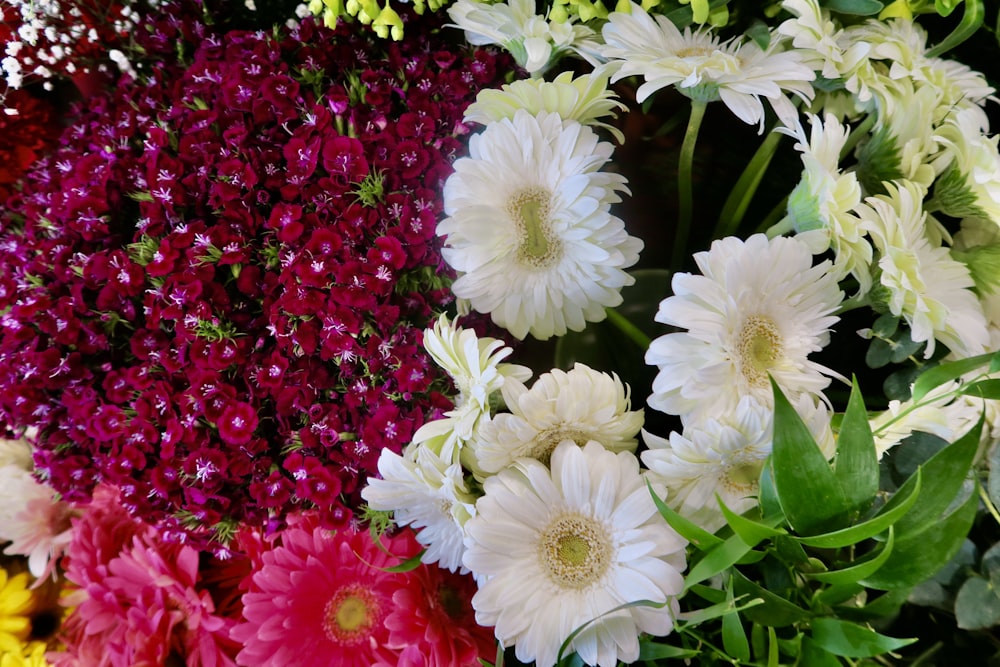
left=507, top=186, right=561, bottom=268
left=737, top=314, right=784, bottom=388
left=525, top=428, right=590, bottom=465
left=539, top=513, right=613, bottom=589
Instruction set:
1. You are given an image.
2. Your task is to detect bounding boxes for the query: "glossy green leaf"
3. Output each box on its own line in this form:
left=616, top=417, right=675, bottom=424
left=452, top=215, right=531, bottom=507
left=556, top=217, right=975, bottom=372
left=806, top=527, right=895, bottom=585
left=793, top=469, right=920, bottom=549
left=648, top=480, right=723, bottom=550
left=823, top=0, right=884, bottom=14
left=935, top=0, right=963, bottom=17
left=758, top=462, right=782, bottom=519
left=799, top=637, right=844, bottom=667
left=677, top=594, right=762, bottom=628
left=861, top=487, right=978, bottom=590
left=955, top=575, right=1000, bottom=630
left=732, top=570, right=810, bottom=627
left=926, top=0, right=984, bottom=56
left=835, top=588, right=911, bottom=621
left=960, top=378, right=1000, bottom=399
left=722, top=578, right=751, bottom=662
left=717, top=496, right=786, bottom=547
left=910, top=351, right=994, bottom=401
left=810, top=618, right=916, bottom=657
left=636, top=642, right=699, bottom=660
left=685, top=533, right=755, bottom=589
left=816, top=582, right=865, bottom=607
left=771, top=380, right=851, bottom=534
left=834, top=378, right=879, bottom=515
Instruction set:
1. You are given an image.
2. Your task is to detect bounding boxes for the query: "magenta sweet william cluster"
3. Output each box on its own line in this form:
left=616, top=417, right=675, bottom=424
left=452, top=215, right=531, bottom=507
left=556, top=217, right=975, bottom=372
left=0, top=1, right=513, bottom=549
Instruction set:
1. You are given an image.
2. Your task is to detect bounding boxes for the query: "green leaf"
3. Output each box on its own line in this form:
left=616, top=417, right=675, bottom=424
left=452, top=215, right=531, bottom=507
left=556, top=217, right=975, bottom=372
left=834, top=378, right=879, bottom=516
left=990, top=443, right=1000, bottom=509
left=910, top=351, right=995, bottom=401
left=865, top=336, right=893, bottom=368
left=860, top=485, right=978, bottom=590
left=636, top=641, right=700, bottom=660
left=960, top=378, right=1000, bottom=400
left=816, top=582, right=865, bottom=607
left=806, top=527, right=895, bottom=585
left=935, top=0, right=963, bottom=17
left=758, top=462, right=782, bottom=519
left=822, top=0, right=884, bottom=14
left=793, top=469, right=920, bottom=549
left=955, top=575, right=1000, bottom=630
left=677, top=594, right=762, bottom=628
left=810, top=618, right=916, bottom=658
left=648, top=480, right=723, bottom=550
left=891, top=419, right=980, bottom=537
left=722, top=578, right=751, bottom=662
left=732, top=570, right=810, bottom=627
left=799, top=637, right=845, bottom=667
left=771, top=380, right=851, bottom=535
left=926, top=0, right=984, bottom=56
left=872, top=312, right=899, bottom=337
left=685, top=533, right=755, bottom=589
left=717, top=496, right=786, bottom=547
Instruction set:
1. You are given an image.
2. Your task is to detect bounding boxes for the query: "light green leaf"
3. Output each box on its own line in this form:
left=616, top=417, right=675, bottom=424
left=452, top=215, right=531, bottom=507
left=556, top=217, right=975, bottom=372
left=834, top=378, right=879, bottom=516
left=684, top=533, right=755, bottom=589
left=771, top=380, right=851, bottom=535
left=960, top=378, right=1000, bottom=400
left=722, top=577, right=751, bottom=662
left=910, top=350, right=995, bottom=402
left=806, top=527, right=895, bottom=585
left=717, top=496, right=786, bottom=547
left=636, top=641, right=700, bottom=660
left=926, top=0, right=984, bottom=56
left=799, top=636, right=844, bottom=667
left=648, top=480, right=723, bottom=550
left=810, top=618, right=916, bottom=657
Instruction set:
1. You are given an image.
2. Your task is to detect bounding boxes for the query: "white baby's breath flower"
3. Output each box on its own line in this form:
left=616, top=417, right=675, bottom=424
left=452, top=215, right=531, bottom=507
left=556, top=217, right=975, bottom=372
left=784, top=113, right=872, bottom=294
left=646, top=234, right=843, bottom=423
left=446, top=0, right=598, bottom=74
left=859, top=180, right=989, bottom=358
left=471, top=363, right=644, bottom=476
left=362, top=446, right=477, bottom=572
left=439, top=110, right=642, bottom=340
left=600, top=2, right=814, bottom=131
left=643, top=395, right=833, bottom=533
left=463, top=440, right=687, bottom=667
left=464, top=70, right=627, bottom=143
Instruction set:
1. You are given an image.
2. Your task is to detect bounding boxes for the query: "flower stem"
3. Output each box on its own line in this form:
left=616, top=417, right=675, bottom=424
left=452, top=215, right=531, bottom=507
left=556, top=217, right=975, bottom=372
left=605, top=308, right=652, bottom=351
left=672, top=99, right=708, bottom=272
left=979, top=483, right=1000, bottom=527
left=715, top=127, right=784, bottom=240
left=765, top=214, right=795, bottom=239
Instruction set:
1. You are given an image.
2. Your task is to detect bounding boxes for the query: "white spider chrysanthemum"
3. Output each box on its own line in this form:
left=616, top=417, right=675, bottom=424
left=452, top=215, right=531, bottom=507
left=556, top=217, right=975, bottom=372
left=645, top=234, right=843, bottom=423
left=421, top=314, right=531, bottom=451
left=932, top=107, right=1000, bottom=223
left=446, top=0, right=598, bottom=74
left=858, top=180, right=989, bottom=358
left=463, top=440, right=687, bottom=667
left=784, top=113, right=871, bottom=294
left=362, top=446, right=477, bottom=572
left=463, top=70, right=627, bottom=143
left=642, top=395, right=833, bottom=533
left=600, top=2, right=814, bottom=131
left=471, top=363, right=644, bottom=476
left=439, top=110, right=642, bottom=340
left=0, top=464, right=74, bottom=579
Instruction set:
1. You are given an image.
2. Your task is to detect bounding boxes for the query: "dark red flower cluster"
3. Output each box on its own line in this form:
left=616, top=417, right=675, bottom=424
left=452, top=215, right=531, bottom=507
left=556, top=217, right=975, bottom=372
left=0, top=88, right=60, bottom=201
left=0, top=2, right=512, bottom=550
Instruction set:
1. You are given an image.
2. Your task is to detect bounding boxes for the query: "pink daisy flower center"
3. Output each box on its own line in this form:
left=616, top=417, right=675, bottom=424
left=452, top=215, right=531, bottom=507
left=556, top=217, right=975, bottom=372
left=324, top=584, right=380, bottom=645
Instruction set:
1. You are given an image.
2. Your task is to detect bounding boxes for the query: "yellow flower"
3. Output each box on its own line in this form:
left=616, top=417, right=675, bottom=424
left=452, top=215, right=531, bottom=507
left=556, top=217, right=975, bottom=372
left=0, top=641, right=51, bottom=667
left=0, top=570, right=33, bottom=655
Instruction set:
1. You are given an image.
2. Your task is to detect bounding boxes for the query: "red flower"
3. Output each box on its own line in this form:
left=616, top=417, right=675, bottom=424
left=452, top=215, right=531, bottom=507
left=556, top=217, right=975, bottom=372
left=218, top=401, right=258, bottom=446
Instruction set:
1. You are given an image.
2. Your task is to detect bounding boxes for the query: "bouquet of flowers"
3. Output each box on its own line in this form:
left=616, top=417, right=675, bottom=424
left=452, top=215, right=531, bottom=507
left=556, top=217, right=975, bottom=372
left=2, top=0, right=1000, bottom=665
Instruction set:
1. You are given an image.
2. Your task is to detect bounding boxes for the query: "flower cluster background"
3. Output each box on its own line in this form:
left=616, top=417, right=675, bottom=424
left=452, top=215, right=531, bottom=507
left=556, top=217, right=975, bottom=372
left=3, top=0, right=1000, bottom=665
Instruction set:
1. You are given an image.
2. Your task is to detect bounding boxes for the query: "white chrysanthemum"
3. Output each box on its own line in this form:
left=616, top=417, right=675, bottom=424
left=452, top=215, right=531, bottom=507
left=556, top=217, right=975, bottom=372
left=463, top=441, right=686, bottom=667
left=471, top=363, right=644, bottom=476
left=777, top=0, right=870, bottom=83
left=784, top=113, right=872, bottom=294
left=362, top=447, right=477, bottom=572
left=600, top=2, right=814, bottom=131
left=422, top=314, right=531, bottom=452
left=446, top=0, right=598, bottom=74
left=439, top=110, right=642, bottom=340
left=646, top=234, right=843, bottom=423
left=0, top=465, right=74, bottom=579
left=932, top=107, right=1000, bottom=223
left=859, top=180, right=989, bottom=358
left=464, top=70, right=627, bottom=143
left=642, top=395, right=833, bottom=533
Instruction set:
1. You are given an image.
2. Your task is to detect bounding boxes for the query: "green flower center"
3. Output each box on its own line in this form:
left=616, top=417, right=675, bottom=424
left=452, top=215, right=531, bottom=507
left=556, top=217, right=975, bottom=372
left=507, top=186, right=561, bottom=268
left=737, top=314, right=783, bottom=388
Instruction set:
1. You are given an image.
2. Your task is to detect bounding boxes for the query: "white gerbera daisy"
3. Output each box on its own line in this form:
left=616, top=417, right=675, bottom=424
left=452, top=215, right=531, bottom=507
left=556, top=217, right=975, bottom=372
left=868, top=381, right=980, bottom=458
left=463, top=70, right=627, bottom=143
left=463, top=440, right=687, bottom=667
left=471, top=363, right=644, bottom=476
left=858, top=180, right=989, bottom=358
left=446, top=0, right=598, bottom=74
left=642, top=395, right=833, bottom=533
left=439, top=110, right=642, bottom=340
left=646, top=233, right=843, bottom=423
left=784, top=113, right=871, bottom=294
left=777, top=0, right=870, bottom=83
left=362, top=446, right=477, bottom=572
left=600, top=2, right=814, bottom=131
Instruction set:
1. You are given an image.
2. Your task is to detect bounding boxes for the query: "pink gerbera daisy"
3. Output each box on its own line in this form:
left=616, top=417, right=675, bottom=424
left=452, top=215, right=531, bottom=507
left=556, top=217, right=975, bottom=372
left=231, top=523, right=412, bottom=667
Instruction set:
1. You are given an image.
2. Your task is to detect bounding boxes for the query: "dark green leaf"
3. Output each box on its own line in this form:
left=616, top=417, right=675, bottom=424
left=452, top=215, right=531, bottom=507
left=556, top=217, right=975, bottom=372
left=955, top=575, right=1000, bottom=630
left=717, top=496, right=786, bottom=547
left=648, top=480, right=723, bottom=550
left=834, top=378, right=879, bottom=516
left=722, top=578, right=751, bottom=662
left=806, top=527, right=895, bottom=585
left=872, top=313, right=899, bottom=337
left=890, top=335, right=923, bottom=363
left=732, top=570, right=810, bottom=627
left=816, top=583, right=865, bottom=607
left=822, top=0, right=885, bottom=14
left=865, top=337, right=892, bottom=369
left=959, top=378, right=1000, bottom=399
left=911, top=351, right=994, bottom=401
left=771, top=380, right=850, bottom=535
left=810, top=618, right=916, bottom=658
left=984, top=542, right=1000, bottom=592
left=800, top=636, right=845, bottom=667
left=685, top=533, right=755, bottom=589
left=861, top=486, right=978, bottom=590
left=636, top=641, right=700, bottom=660
left=990, top=442, right=1000, bottom=509
left=758, top=462, right=782, bottom=519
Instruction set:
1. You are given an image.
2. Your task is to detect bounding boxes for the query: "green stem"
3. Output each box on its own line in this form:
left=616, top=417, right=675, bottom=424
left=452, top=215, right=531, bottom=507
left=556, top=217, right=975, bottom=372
left=715, top=127, right=784, bottom=240
left=765, top=215, right=795, bottom=239
left=979, top=482, right=1000, bottom=527
left=836, top=293, right=870, bottom=315
left=672, top=99, right=708, bottom=272
left=840, top=112, right=877, bottom=159
left=605, top=308, right=652, bottom=351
